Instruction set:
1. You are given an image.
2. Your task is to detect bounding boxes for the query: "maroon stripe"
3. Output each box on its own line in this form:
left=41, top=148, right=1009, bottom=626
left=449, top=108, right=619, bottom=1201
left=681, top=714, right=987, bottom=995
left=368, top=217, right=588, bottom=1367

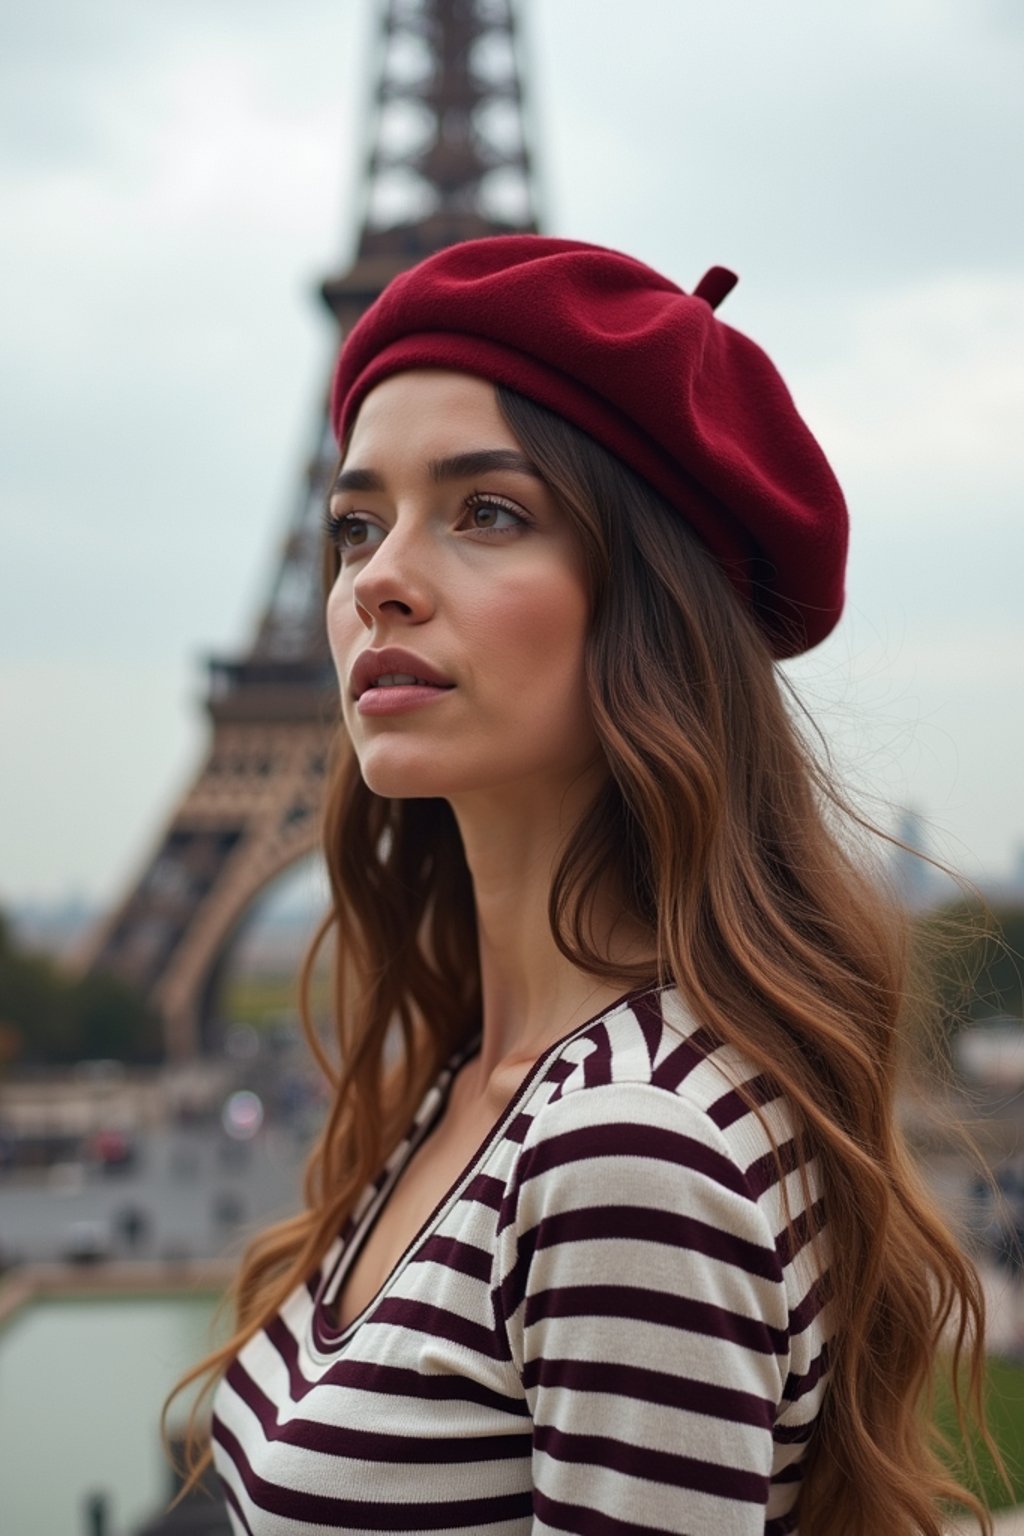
left=595, top=985, right=659, bottom=1028
left=628, top=988, right=675, bottom=1036
left=369, top=1296, right=501, bottom=1357
left=745, top=1136, right=803, bottom=1197
left=225, top=1357, right=529, bottom=1463
left=533, top=1487, right=707, bottom=1535
left=323, top=1357, right=529, bottom=1416
left=411, top=1233, right=492, bottom=1282
left=783, top=1338, right=831, bottom=1401
left=543, top=1203, right=780, bottom=1277
left=312, top=1293, right=347, bottom=1352
left=264, top=1310, right=515, bottom=1413
left=773, top=1417, right=817, bottom=1445
left=627, top=993, right=663, bottom=1068
left=581, top=1047, right=611, bottom=1090
left=789, top=1272, right=829, bottom=1335
left=509, top=1121, right=751, bottom=1207
left=265, top=1313, right=312, bottom=1401
left=635, top=997, right=667, bottom=1060
left=546, top=1057, right=576, bottom=1083
left=650, top=1038, right=705, bottom=1091
left=649, top=1027, right=721, bottom=1093
left=463, top=1171, right=505, bottom=1209
left=504, top=1112, right=531, bottom=1144
left=522, top=1354, right=774, bottom=1428
left=707, top=1073, right=781, bottom=1130
left=535, top=1421, right=769, bottom=1502
left=523, top=1283, right=787, bottom=1356
left=775, top=1197, right=827, bottom=1266
left=499, top=1202, right=781, bottom=1318
left=580, top=1023, right=612, bottom=1089
left=214, top=1418, right=533, bottom=1530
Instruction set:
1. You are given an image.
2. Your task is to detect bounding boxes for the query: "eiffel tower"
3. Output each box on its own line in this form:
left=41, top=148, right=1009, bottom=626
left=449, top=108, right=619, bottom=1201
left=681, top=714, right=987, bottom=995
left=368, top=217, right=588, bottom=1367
left=81, top=0, right=538, bottom=1061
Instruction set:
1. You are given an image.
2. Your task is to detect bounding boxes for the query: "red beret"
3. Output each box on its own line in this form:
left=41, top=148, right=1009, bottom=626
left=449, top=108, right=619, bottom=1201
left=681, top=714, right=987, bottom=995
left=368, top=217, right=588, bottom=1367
left=330, top=236, right=847, bottom=657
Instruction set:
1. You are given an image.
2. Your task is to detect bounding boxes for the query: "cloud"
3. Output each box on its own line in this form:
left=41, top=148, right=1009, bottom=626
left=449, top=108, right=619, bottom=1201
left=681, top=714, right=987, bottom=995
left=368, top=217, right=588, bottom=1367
left=808, top=271, right=1024, bottom=517
left=533, top=0, right=1023, bottom=291
left=0, top=656, right=200, bottom=904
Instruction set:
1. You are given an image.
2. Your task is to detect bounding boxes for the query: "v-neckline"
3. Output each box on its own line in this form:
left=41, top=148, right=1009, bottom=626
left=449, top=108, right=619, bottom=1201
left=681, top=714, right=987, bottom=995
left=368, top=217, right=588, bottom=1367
left=308, top=981, right=663, bottom=1358
left=310, top=1032, right=481, bottom=1354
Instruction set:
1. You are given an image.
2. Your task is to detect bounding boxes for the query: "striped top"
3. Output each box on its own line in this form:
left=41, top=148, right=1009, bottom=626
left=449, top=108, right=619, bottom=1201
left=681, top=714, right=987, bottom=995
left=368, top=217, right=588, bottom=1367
left=212, top=984, right=832, bottom=1535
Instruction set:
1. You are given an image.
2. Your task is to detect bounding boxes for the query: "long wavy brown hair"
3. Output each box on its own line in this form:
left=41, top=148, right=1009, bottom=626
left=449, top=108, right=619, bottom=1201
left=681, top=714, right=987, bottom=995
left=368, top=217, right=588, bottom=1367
left=168, top=384, right=998, bottom=1533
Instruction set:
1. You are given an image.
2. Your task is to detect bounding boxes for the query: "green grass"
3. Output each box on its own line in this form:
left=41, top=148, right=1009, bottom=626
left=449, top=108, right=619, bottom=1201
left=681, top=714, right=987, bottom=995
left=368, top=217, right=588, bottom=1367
left=221, top=973, right=299, bottom=1024
left=220, top=971, right=331, bottom=1028
left=935, top=1354, right=1024, bottom=1512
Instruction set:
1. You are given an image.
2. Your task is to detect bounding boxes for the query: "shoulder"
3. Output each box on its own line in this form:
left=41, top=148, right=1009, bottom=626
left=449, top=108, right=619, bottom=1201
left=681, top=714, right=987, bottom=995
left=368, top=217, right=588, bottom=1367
left=499, top=985, right=827, bottom=1318
left=519, top=983, right=801, bottom=1198
left=493, top=984, right=832, bottom=1427
left=492, top=989, right=819, bottom=1388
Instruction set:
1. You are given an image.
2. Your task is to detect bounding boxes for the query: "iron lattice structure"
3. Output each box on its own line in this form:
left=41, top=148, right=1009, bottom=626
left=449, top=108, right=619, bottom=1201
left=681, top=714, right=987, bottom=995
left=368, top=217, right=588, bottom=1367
left=82, top=0, right=538, bottom=1059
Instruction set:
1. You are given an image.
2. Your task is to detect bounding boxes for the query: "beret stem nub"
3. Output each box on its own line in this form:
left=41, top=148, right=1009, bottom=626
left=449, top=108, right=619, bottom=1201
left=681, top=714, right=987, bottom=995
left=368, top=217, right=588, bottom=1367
left=693, top=266, right=739, bottom=310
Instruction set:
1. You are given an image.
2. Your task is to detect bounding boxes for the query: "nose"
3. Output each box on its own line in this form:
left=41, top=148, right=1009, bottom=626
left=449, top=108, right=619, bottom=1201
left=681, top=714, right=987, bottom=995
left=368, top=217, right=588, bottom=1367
left=350, top=519, right=435, bottom=630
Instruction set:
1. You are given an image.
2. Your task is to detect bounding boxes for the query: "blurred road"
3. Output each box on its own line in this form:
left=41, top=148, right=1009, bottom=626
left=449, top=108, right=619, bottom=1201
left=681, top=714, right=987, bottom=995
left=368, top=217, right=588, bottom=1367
left=0, top=1118, right=310, bottom=1267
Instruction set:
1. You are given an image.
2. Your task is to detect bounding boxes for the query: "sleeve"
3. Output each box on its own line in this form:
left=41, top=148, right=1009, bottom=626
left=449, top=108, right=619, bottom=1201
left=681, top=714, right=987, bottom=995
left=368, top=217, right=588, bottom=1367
left=493, top=1081, right=790, bottom=1536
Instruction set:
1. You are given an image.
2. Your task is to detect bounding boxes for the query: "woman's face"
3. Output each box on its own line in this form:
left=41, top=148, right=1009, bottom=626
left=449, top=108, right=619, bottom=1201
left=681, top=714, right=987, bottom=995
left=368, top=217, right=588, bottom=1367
left=326, top=369, right=600, bottom=806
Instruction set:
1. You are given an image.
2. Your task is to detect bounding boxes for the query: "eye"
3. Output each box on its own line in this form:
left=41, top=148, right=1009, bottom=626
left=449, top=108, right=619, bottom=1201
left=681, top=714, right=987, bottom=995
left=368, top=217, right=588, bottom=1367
left=323, top=510, right=385, bottom=555
left=463, top=493, right=529, bottom=532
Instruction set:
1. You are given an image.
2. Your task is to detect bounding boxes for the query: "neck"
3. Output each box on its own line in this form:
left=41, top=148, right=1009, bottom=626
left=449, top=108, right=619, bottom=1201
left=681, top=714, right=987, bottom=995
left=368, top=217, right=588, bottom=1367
left=449, top=768, right=656, bottom=1087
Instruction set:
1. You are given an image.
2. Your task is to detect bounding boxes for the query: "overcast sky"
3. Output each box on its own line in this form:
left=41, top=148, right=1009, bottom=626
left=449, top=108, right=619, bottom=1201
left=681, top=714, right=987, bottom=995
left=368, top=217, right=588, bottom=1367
left=1, top=0, right=1022, bottom=912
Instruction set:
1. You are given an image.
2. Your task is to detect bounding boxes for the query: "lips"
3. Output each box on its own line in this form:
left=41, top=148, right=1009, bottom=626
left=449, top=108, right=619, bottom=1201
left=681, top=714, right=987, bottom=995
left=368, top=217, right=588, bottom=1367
left=350, top=646, right=455, bottom=700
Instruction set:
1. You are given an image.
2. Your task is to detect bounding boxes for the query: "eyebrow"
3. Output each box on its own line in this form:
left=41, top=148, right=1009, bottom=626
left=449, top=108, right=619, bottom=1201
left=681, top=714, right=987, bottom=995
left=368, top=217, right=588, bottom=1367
left=331, top=448, right=543, bottom=495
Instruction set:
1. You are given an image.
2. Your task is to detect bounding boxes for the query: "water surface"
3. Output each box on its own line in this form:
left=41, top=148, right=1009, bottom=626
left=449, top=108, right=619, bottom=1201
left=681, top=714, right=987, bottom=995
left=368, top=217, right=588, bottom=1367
left=0, top=1289, right=224, bottom=1536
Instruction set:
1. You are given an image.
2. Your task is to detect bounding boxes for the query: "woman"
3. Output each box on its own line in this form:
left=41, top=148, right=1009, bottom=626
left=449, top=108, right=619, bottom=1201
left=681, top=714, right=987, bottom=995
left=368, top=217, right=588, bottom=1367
left=171, top=237, right=993, bottom=1534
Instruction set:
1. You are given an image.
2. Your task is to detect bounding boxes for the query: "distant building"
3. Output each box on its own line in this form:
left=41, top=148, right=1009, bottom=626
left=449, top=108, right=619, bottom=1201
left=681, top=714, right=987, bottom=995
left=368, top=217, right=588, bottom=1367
left=981, top=844, right=1024, bottom=907
left=10, top=895, right=96, bottom=959
left=890, top=807, right=937, bottom=911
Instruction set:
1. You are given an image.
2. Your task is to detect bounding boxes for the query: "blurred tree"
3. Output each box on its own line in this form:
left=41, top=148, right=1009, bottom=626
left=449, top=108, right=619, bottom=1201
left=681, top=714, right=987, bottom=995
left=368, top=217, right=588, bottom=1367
left=70, top=970, right=163, bottom=1063
left=0, top=909, right=162, bottom=1065
left=917, top=901, right=1024, bottom=1034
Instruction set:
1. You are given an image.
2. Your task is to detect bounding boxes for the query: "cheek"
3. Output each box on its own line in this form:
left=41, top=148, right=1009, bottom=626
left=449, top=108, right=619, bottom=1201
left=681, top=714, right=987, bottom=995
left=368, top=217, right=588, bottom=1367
left=325, top=579, right=368, bottom=733
left=325, top=579, right=355, bottom=677
left=476, top=567, right=590, bottom=695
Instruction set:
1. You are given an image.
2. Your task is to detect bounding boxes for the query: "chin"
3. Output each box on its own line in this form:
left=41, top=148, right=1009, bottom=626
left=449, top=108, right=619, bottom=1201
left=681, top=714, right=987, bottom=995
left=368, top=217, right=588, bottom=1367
left=354, top=742, right=464, bottom=801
